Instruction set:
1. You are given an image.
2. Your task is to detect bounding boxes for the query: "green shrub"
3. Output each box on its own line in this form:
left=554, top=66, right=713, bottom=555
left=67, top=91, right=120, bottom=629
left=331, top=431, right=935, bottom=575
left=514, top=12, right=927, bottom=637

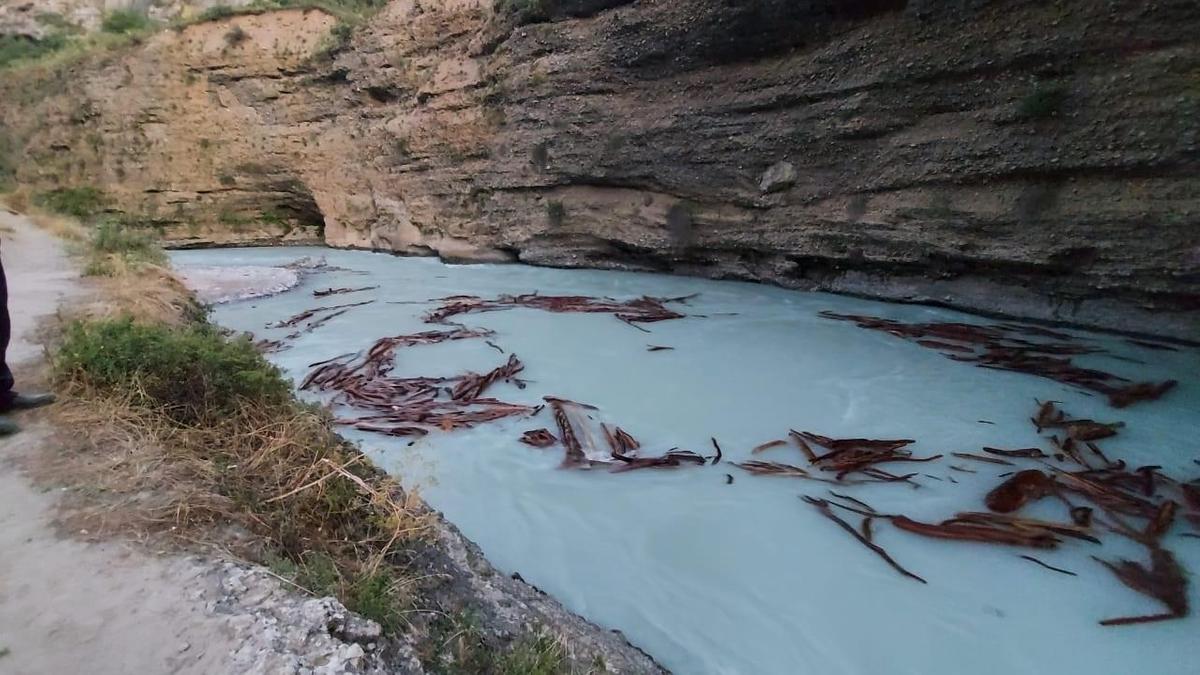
left=101, top=9, right=153, bottom=35
left=34, top=186, right=105, bottom=218
left=55, top=318, right=291, bottom=424
left=197, top=5, right=238, bottom=22
left=223, top=25, right=250, bottom=47
left=347, top=570, right=402, bottom=632
left=1016, top=83, right=1067, bottom=120
left=85, top=218, right=168, bottom=274
left=0, top=34, right=67, bottom=69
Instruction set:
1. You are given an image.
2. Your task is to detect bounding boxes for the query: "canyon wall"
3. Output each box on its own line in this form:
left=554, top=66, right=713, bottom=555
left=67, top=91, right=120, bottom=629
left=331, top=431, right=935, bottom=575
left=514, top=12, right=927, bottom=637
left=3, top=0, right=1198, bottom=338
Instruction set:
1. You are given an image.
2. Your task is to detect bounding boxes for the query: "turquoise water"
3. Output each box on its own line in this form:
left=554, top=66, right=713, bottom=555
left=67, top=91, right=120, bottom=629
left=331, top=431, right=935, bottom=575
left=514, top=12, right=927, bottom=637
left=172, top=247, right=1200, bottom=675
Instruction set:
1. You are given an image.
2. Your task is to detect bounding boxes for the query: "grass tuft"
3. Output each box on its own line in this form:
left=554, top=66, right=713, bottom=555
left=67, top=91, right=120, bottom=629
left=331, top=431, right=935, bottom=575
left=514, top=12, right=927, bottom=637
left=0, top=34, right=68, bottom=69
left=101, top=9, right=154, bottom=35
left=84, top=219, right=168, bottom=276
left=495, top=633, right=568, bottom=675
left=55, top=319, right=290, bottom=423
left=34, top=186, right=105, bottom=218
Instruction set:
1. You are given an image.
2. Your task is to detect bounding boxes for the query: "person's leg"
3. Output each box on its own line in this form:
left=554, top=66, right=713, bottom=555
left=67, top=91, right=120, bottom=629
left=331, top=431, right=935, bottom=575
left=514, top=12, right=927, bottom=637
left=0, top=251, right=17, bottom=435
left=0, top=250, right=54, bottom=436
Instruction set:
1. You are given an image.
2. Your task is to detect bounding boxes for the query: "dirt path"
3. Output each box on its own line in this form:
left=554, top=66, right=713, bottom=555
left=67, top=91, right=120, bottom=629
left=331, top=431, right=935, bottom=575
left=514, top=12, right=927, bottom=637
left=0, top=211, right=390, bottom=674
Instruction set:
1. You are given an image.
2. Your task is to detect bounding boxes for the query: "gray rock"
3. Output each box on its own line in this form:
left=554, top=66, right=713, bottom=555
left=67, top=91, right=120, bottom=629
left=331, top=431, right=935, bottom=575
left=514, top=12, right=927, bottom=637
left=759, top=161, right=797, bottom=194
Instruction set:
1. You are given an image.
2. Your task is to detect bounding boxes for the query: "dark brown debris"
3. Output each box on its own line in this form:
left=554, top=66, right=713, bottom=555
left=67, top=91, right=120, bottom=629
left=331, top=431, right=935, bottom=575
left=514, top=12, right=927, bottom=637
left=791, top=431, right=938, bottom=482
left=802, top=496, right=926, bottom=584
left=891, top=515, right=1060, bottom=549
left=819, top=311, right=1176, bottom=408
left=951, top=452, right=1014, bottom=466
left=451, top=354, right=525, bottom=402
left=1020, top=555, right=1077, bottom=576
left=313, top=285, right=379, bottom=297
left=985, top=470, right=1057, bottom=513
left=520, top=429, right=558, bottom=448
left=1094, top=548, right=1188, bottom=626
left=983, top=447, right=1047, bottom=459
left=751, top=439, right=788, bottom=454
left=610, top=450, right=707, bottom=473
left=271, top=300, right=374, bottom=329
left=424, top=293, right=690, bottom=329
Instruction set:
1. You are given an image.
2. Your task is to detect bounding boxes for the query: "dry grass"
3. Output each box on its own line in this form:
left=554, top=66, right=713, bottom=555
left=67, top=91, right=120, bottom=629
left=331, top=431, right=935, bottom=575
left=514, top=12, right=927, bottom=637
left=29, top=211, right=88, bottom=242
left=81, top=263, right=203, bottom=325
left=0, top=185, right=32, bottom=213
left=47, top=380, right=429, bottom=564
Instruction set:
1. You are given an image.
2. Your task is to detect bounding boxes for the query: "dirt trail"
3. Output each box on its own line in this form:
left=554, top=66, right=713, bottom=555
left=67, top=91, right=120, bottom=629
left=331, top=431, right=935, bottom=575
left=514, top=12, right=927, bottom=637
left=0, top=211, right=390, bottom=674
left=0, top=211, right=235, bottom=673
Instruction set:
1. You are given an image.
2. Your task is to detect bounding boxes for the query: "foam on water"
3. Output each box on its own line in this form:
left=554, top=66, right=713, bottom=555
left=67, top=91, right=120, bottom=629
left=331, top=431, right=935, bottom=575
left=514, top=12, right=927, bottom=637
left=172, top=246, right=1200, bottom=675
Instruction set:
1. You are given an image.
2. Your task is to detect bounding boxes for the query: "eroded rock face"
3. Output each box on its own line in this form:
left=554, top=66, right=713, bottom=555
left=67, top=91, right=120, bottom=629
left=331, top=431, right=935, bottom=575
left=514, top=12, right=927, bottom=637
left=2, top=0, right=1198, bottom=338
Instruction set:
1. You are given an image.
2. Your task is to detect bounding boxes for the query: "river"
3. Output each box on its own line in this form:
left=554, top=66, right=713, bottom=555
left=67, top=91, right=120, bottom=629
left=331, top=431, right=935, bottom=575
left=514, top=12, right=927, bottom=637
left=171, top=246, right=1200, bottom=675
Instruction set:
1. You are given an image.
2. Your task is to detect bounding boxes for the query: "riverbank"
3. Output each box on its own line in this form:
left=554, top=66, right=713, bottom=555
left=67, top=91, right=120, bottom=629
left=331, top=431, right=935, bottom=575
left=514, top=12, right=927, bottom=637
left=0, top=204, right=662, bottom=673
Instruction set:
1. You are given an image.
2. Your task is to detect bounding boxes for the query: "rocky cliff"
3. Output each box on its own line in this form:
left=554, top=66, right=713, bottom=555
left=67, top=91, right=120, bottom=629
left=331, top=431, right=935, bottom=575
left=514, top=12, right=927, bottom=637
left=3, top=0, right=1198, bottom=338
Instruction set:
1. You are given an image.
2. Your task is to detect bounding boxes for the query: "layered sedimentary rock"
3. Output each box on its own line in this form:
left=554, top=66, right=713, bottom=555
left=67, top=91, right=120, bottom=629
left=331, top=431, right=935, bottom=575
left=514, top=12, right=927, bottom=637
left=2, top=0, right=1198, bottom=337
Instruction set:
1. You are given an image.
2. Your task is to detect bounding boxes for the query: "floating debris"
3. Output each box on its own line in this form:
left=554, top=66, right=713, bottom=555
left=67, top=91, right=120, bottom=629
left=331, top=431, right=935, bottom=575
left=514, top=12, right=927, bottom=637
left=271, top=300, right=374, bottom=329
left=751, top=439, right=788, bottom=454
left=451, top=354, right=526, bottom=402
left=647, top=345, right=675, bottom=352
left=802, top=496, right=926, bottom=584
left=611, top=450, right=707, bottom=473
left=983, top=447, right=1047, bottom=459
left=985, top=470, right=1057, bottom=513
left=424, top=293, right=690, bottom=329
left=734, top=461, right=811, bottom=478
left=792, top=431, right=939, bottom=482
left=300, top=327, right=536, bottom=436
left=1020, top=555, right=1077, bottom=576
left=520, top=429, right=558, bottom=448
left=313, top=285, right=379, bottom=297
left=1094, top=548, right=1189, bottom=626
left=818, top=311, right=1177, bottom=407
left=951, top=452, right=1013, bottom=466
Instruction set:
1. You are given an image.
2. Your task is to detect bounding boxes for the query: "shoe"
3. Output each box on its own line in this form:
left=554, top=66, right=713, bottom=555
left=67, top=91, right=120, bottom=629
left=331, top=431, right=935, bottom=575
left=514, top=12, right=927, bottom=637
left=6, top=392, right=56, bottom=411
left=0, top=416, right=18, bottom=435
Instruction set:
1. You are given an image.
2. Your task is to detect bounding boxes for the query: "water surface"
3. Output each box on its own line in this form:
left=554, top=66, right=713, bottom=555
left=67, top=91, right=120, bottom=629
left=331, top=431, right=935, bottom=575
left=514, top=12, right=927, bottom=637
left=172, top=247, right=1200, bottom=675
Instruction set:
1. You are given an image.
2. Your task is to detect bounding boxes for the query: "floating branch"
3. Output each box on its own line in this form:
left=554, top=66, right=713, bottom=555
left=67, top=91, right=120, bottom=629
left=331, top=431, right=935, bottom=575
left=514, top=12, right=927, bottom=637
left=951, top=452, right=1013, bottom=466
left=610, top=450, right=707, bottom=473
left=424, top=293, right=690, bottom=328
left=271, top=300, right=374, bottom=328
left=313, top=285, right=379, bottom=297
left=802, top=496, right=926, bottom=584
left=751, top=439, right=788, bottom=454
left=1020, top=555, right=1077, bottom=576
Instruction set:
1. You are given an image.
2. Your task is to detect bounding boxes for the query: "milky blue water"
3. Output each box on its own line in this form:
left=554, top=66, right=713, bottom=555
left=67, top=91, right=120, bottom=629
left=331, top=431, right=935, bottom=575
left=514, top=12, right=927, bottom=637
left=171, top=247, right=1200, bottom=675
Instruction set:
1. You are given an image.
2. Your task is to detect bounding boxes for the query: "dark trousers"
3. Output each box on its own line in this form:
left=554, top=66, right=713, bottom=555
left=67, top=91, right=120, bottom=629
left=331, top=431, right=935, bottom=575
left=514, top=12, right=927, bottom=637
left=0, top=252, right=13, bottom=407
